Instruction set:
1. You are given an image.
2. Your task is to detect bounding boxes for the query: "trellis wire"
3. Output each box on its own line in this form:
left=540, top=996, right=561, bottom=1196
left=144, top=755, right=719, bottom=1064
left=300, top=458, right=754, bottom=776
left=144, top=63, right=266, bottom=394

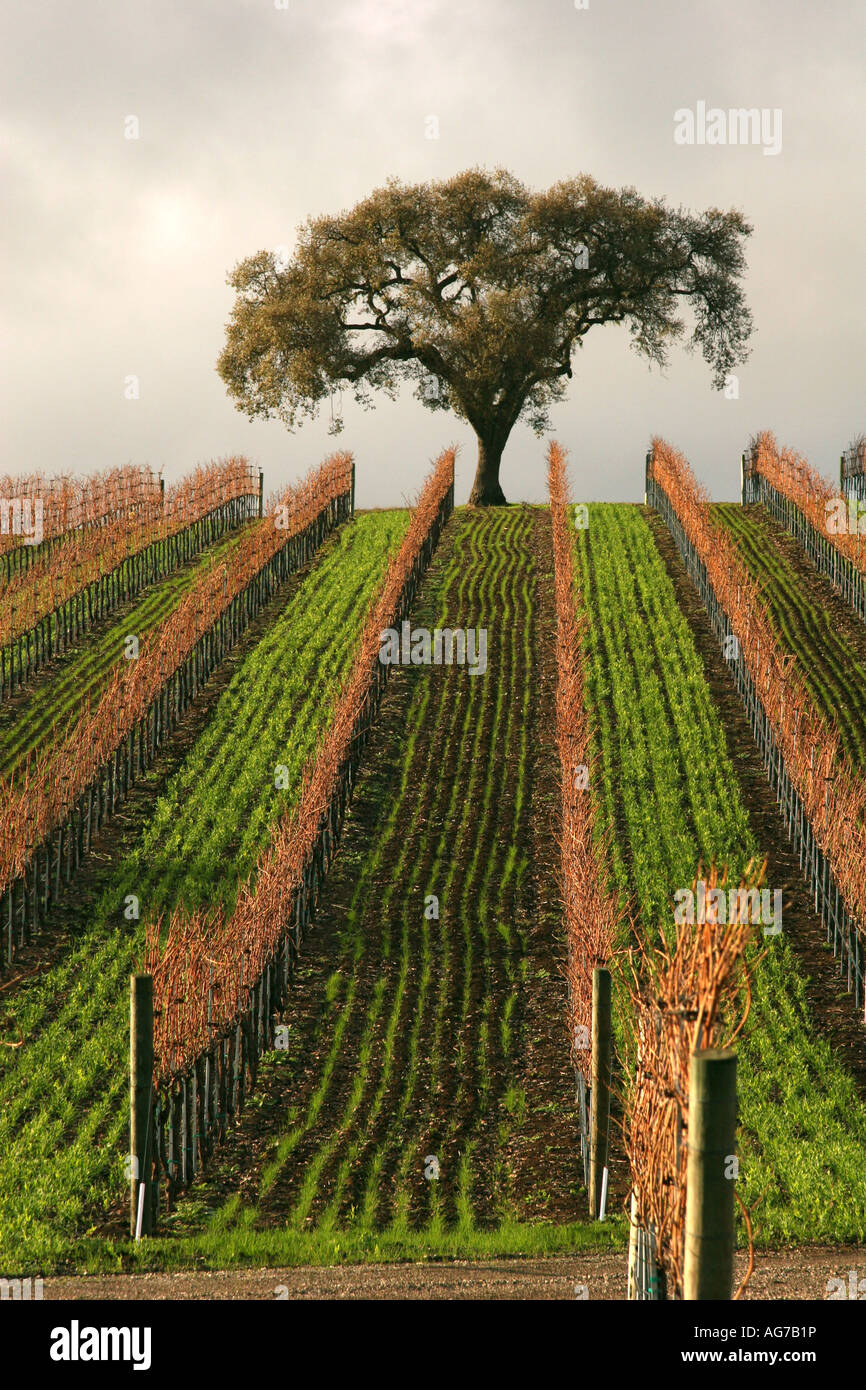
left=0, top=460, right=261, bottom=698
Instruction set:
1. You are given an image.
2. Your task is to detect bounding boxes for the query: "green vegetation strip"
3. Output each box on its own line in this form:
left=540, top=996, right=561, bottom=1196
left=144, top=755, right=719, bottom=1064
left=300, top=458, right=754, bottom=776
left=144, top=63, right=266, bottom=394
left=714, top=504, right=866, bottom=768
left=0, top=512, right=408, bottom=1272
left=576, top=503, right=866, bottom=1248
left=121, top=507, right=614, bottom=1272
left=0, top=528, right=248, bottom=781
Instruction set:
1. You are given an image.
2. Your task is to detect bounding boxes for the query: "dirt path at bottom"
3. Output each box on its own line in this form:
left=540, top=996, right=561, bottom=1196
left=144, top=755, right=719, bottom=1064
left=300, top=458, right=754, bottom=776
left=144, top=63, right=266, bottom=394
left=43, top=1247, right=862, bottom=1300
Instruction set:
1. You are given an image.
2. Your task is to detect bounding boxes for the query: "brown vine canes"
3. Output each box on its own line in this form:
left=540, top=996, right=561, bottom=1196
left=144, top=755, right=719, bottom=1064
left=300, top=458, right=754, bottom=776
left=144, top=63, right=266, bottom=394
left=622, top=862, right=759, bottom=1301
left=0, top=452, right=354, bottom=965
left=547, top=441, right=624, bottom=1213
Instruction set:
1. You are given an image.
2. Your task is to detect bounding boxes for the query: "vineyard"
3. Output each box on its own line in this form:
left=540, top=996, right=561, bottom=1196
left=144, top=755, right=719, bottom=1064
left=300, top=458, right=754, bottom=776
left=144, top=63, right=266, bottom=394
left=574, top=501, right=866, bottom=1254
left=0, top=501, right=406, bottom=1264
left=1, top=436, right=864, bottom=1300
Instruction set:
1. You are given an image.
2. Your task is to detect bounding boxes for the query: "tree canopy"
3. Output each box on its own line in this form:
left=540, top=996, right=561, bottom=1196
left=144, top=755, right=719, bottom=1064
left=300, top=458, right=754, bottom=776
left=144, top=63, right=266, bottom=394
left=218, top=168, right=753, bottom=503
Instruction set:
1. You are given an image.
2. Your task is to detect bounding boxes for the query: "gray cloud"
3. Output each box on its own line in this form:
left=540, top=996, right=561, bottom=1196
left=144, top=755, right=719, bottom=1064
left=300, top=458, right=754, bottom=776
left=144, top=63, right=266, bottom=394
left=2, top=0, right=863, bottom=504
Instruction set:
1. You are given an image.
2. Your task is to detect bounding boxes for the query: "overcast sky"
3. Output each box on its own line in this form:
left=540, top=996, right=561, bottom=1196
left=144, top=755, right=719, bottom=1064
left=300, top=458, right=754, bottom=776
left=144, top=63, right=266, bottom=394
left=2, top=0, right=864, bottom=507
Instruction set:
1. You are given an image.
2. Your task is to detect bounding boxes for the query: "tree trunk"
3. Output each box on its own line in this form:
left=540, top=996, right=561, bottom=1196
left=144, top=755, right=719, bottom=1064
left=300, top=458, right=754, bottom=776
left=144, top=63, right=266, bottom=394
left=468, top=437, right=507, bottom=505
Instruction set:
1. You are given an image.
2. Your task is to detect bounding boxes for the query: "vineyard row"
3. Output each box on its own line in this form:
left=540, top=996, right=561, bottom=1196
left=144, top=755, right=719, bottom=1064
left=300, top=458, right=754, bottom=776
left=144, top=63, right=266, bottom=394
left=547, top=443, right=619, bottom=1086
left=137, top=450, right=455, bottom=1222
left=649, top=440, right=866, bottom=1018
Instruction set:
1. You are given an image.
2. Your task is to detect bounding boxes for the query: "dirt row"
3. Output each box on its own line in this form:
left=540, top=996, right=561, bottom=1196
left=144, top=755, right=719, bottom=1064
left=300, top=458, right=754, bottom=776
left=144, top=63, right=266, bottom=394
left=44, top=1245, right=863, bottom=1300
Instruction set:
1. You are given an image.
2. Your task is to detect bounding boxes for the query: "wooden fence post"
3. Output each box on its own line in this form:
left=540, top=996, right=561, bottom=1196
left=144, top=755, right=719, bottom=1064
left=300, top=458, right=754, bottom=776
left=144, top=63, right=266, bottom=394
left=683, top=1048, right=737, bottom=1300
left=590, top=965, right=612, bottom=1219
left=130, top=973, right=154, bottom=1237
left=741, top=452, right=747, bottom=505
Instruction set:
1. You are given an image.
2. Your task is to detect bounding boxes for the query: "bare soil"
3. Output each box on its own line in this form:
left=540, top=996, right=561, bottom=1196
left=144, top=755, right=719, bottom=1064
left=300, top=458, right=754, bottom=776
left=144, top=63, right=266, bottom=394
left=43, top=1245, right=863, bottom=1300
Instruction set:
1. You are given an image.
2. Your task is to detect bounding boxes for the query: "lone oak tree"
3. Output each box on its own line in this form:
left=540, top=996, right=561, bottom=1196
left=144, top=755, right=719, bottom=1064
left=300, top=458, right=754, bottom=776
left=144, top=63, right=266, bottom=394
left=217, top=168, right=753, bottom=504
